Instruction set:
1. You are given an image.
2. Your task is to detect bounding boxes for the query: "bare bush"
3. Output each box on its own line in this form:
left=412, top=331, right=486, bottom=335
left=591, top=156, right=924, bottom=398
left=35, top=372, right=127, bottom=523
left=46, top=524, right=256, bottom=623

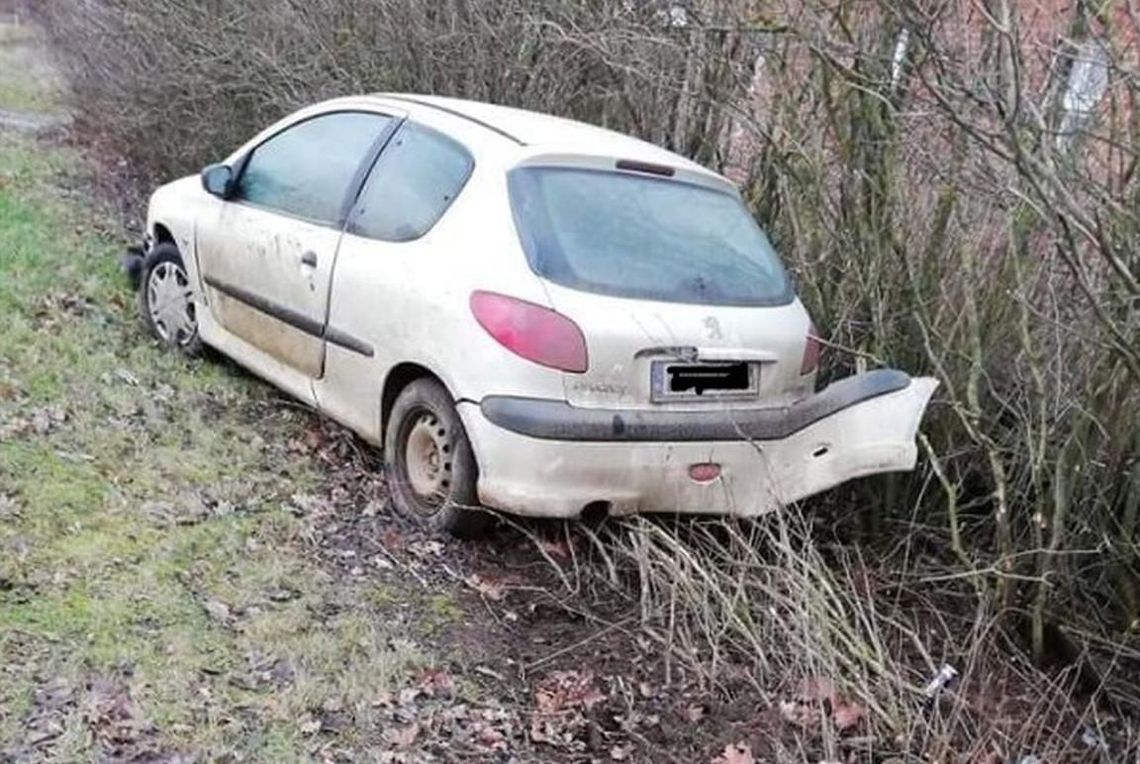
left=31, top=0, right=749, bottom=187
left=593, top=511, right=1139, bottom=760
left=735, top=0, right=1139, bottom=661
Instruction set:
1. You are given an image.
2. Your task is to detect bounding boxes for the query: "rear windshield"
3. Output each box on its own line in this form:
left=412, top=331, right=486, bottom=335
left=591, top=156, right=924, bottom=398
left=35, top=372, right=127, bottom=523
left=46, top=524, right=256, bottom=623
left=508, top=167, right=792, bottom=306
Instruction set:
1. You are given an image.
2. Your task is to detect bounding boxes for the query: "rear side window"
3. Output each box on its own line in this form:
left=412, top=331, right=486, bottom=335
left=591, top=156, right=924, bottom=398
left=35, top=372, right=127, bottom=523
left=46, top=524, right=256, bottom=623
left=508, top=167, right=792, bottom=307
left=236, top=111, right=391, bottom=224
left=350, top=122, right=474, bottom=242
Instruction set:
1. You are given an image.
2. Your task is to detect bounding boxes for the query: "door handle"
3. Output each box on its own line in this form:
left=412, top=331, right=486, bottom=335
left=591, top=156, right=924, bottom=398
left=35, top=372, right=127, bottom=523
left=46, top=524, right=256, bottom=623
left=300, top=251, right=318, bottom=268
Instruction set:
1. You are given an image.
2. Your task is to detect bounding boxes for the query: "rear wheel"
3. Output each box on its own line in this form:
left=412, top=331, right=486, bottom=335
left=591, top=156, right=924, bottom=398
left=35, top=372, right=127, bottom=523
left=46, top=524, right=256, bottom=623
left=139, top=242, right=202, bottom=355
left=384, top=378, right=492, bottom=538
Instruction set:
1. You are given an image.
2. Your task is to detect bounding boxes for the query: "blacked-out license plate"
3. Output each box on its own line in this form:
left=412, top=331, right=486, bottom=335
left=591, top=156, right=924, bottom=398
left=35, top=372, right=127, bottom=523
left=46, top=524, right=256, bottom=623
left=650, top=361, right=759, bottom=402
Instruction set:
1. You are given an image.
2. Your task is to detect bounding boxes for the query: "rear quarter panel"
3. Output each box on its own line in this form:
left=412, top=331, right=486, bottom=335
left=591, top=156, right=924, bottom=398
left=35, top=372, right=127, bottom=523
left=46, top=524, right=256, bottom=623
left=315, top=128, right=566, bottom=442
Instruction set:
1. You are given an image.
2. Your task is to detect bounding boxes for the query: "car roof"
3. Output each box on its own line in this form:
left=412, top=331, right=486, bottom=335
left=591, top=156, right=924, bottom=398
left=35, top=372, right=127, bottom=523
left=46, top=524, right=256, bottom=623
left=367, top=93, right=720, bottom=180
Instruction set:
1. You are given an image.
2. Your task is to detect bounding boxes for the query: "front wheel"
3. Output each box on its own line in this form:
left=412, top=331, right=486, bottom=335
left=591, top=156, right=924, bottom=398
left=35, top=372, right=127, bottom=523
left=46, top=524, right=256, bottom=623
left=138, top=242, right=202, bottom=355
left=384, top=378, right=492, bottom=538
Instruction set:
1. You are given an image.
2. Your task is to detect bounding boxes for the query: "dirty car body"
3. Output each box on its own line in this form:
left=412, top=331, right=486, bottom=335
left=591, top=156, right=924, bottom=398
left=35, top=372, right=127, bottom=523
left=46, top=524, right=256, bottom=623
left=137, top=94, right=937, bottom=530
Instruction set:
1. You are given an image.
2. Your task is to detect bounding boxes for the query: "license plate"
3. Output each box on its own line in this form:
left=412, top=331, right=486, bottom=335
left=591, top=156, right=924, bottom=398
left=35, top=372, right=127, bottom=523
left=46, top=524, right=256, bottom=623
left=650, top=361, right=759, bottom=402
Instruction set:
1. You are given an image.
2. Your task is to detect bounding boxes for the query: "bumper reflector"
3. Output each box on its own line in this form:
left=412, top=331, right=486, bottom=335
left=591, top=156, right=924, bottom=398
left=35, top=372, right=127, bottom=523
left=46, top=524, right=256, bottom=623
left=689, top=463, right=722, bottom=483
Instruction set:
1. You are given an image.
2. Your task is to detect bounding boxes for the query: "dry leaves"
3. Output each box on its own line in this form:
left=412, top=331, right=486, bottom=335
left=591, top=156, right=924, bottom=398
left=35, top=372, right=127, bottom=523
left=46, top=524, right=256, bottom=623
left=685, top=703, right=708, bottom=722
left=712, top=741, right=755, bottom=764
left=417, top=668, right=456, bottom=699
left=778, top=677, right=866, bottom=734
left=464, top=571, right=522, bottom=601
left=80, top=675, right=192, bottom=761
left=464, top=573, right=506, bottom=601
left=33, top=292, right=93, bottom=331
left=408, top=539, right=446, bottom=559
left=0, top=405, right=67, bottom=440
left=0, top=494, right=21, bottom=521
left=383, top=721, right=421, bottom=748
left=530, top=670, right=607, bottom=748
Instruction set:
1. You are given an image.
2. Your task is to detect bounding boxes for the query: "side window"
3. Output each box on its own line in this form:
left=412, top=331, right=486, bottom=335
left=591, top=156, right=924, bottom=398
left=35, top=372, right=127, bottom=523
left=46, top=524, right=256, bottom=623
left=350, top=122, right=474, bottom=242
left=236, top=112, right=391, bottom=224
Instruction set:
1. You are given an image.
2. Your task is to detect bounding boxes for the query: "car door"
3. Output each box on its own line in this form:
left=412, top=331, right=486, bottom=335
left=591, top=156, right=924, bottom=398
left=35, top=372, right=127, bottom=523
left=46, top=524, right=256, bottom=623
left=313, top=120, right=477, bottom=440
left=196, top=110, right=397, bottom=381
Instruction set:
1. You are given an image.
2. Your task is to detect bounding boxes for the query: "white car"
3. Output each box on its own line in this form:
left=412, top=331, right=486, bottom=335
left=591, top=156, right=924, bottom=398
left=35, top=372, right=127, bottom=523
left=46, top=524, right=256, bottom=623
left=133, top=94, right=937, bottom=536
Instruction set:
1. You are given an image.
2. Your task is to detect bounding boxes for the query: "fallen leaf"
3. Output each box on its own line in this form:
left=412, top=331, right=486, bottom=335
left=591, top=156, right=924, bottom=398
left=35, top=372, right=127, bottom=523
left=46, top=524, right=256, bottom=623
left=712, top=742, right=755, bottom=764
left=534, top=670, right=606, bottom=714
left=685, top=703, right=707, bottom=722
left=381, top=527, right=405, bottom=550
left=778, top=676, right=865, bottom=734
left=384, top=722, right=420, bottom=749
left=465, top=573, right=504, bottom=600
left=832, top=698, right=865, bottom=731
left=779, top=699, right=818, bottom=729
left=409, top=540, right=445, bottom=559
left=0, top=495, right=21, bottom=520
left=530, top=670, right=608, bottom=747
left=611, top=743, right=634, bottom=760
left=418, top=668, right=456, bottom=698
left=798, top=677, right=836, bottom=702
left=465, top=573, right=509, bottom=601
left=202, top=599, right=231, bottom=624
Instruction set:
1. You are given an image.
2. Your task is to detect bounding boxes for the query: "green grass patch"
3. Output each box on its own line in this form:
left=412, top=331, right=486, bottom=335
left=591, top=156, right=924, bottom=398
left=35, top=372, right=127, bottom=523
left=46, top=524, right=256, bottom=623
left=0, top=130, right=427, bottom=759
left=0, top=22, right=63, bottom=114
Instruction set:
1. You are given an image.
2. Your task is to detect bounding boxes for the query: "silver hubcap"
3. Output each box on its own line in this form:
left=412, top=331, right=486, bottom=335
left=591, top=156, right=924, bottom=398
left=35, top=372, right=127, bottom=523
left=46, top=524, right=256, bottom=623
left=404, top=413, right=452, bottom=506
left=147, top=261, right=196, bottom=345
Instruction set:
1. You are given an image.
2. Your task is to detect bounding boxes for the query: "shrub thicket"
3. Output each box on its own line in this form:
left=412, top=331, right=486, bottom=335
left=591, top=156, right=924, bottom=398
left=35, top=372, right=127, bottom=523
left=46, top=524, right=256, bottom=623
left=33, top=0, right=1140, bottom=753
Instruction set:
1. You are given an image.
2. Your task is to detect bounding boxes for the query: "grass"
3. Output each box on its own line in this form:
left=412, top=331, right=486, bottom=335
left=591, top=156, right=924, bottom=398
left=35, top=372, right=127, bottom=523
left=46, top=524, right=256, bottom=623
left=0, top=20, right=61, bottom=114
left=0, top=127, right=433, bottom=761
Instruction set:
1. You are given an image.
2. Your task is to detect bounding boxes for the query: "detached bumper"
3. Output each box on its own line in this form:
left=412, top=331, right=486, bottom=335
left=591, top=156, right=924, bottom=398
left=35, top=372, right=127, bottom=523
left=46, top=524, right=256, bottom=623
left=460, top=371, right=939, bottom=518
left=482, top=369, right=913, bottom=442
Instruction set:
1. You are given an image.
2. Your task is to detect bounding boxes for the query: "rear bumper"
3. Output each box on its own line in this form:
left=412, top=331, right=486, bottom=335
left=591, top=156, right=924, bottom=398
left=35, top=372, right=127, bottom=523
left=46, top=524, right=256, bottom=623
left=459, top=372, right=939, bottom=518
left=481, top=368, right=912, bottom=442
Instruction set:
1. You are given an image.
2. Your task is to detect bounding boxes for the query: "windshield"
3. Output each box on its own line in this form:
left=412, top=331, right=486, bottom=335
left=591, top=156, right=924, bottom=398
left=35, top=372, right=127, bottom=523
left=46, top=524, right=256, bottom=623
left=508, top=167, right=792, bottom=307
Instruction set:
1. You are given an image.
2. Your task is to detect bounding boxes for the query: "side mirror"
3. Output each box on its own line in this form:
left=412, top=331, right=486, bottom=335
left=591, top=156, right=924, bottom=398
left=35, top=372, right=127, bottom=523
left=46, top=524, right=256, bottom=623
left=200, top=163, right=234, bottom=198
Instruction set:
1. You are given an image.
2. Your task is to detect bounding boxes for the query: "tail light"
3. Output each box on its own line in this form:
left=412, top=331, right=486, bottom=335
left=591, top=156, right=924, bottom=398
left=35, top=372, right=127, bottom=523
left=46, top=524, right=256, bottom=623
left=470, top=290, right=588, bottom=373
left=801, top=322, right=823, bottom=375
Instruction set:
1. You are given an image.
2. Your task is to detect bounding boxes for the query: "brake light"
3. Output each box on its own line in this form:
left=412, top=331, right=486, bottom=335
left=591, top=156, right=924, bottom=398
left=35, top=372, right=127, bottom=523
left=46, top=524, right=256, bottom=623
left=801, top=322, right=823, bottom=375
left=470, top=291, right=588, bottom=373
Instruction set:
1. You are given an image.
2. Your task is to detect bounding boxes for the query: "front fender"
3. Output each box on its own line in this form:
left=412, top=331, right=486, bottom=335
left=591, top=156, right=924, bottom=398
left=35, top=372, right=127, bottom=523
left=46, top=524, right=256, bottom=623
left=146, top=175, right=211, bottom=289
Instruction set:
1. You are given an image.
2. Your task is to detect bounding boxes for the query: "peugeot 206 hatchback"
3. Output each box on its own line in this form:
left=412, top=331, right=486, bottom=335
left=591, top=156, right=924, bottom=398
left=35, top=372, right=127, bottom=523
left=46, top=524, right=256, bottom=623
left=130, top=94, right=938, bottom=536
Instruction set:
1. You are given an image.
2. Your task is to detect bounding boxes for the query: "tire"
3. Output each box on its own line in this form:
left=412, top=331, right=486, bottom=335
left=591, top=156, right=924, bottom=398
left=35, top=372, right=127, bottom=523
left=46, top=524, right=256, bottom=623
left=138, top=242, right=202, bottom=356
left=384, top=378, right=492, bottom=538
